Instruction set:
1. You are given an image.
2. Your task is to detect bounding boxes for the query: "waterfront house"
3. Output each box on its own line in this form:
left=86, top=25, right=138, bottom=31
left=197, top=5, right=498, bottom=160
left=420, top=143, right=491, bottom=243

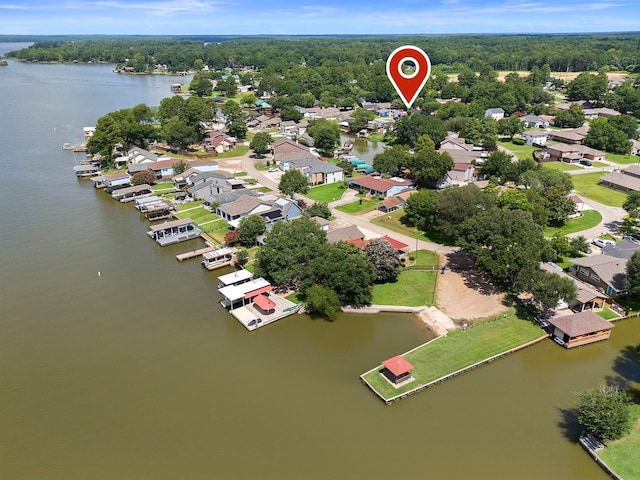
left=187, top=171, right=245, bottom=199
left=218, top=277, right=272, bottom=310
left=147, top=218, right=202, bottom=246
left=540, top=263, right=609, bottom=313
left=436, top=163, right=477, bottom=189
left=102, top=172, right=131, bottom=192
left=569, top=255, right=627, bottom=296
left=548, top=311, right=614, bottom=349
left=381, top=355, right=415, bottom=386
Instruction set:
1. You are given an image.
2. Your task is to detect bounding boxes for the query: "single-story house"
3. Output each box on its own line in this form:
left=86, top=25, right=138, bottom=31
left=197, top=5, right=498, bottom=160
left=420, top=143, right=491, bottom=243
left=548, top=311, right=614, bottom=349
left=546, top=144, right=607, bottom=163
left=348, top=175, right=414, bottom=198
left=326, top=225, right=366, bottom=244
left=601, top=165, right=640, bottom=192
left=547, top=129, right=586, bottom=145
left=570, top=255, right=628, bottom=296
left=379, top=196, right=403, bottom=213
left=521, top=115, right=550, bottom=129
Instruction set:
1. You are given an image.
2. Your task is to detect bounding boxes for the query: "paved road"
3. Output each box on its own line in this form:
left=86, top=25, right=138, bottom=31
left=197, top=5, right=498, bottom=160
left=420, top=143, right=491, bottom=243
left=240, top=152, right=458, bottom=255
left=570, top=197, right=626, bottom=240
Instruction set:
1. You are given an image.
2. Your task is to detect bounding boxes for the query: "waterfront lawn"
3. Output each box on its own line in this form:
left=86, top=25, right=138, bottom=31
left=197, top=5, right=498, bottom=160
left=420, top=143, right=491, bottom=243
left=153, top=182, right=175, bottom=192
left=542, top=161, right=581, bottom=172
left=596, top=308, right=620, bottom=320
left=544, top=210, right=602, bottom=237
left=305, top=182, right=347, bottom=203
left=362, top=308, right=544, bottom=401
left=570, top=172, right=627, bottom=207
left=371, top=250, right=438, bottom=306
left=179, top=200, right=205, bottom=210
left=201, top=219, right=230, bottom=241
left=598, top=404, right=640, bottom=480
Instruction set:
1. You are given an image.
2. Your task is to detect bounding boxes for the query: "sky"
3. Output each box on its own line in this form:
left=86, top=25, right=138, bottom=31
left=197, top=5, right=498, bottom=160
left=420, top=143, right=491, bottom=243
left=0, top=0, right=638, bottom=36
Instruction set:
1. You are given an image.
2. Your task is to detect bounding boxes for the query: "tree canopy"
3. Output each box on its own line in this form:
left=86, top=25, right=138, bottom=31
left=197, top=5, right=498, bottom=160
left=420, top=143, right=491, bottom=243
left=279, top=169, right=309, bottom=197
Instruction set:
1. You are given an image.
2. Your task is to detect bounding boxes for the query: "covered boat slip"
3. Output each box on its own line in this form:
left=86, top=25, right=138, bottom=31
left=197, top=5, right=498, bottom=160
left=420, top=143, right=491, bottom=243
left=73, top=164, right=100, bottom=177
left=147, top=218, right=203, bottom=246
left=111, top=184, right=153, bottom=202
left=218, top=277, right=272, bottom=309
left=201, top=247, right=236, bottom=270
left=218, top=268, right=254, bottom=288
left=227, top=294, right=300, bottom=331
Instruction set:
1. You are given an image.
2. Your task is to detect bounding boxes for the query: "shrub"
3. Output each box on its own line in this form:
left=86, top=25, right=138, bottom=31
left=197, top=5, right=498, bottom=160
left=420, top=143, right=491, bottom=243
left=511, top=137, right=525, bottom=146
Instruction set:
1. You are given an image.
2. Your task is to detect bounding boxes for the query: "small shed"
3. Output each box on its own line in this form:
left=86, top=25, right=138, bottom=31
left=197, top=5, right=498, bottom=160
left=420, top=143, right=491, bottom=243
left=381, top=355, right=415, bottom=386
left=548, top=311, right=614, bottom=349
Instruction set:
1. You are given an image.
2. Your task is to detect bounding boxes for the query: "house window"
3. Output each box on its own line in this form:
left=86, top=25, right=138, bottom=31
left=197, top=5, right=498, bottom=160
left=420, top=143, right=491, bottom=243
left=579, top=268, right=589, bottom=276
left=591, top=273, right=601, bottom=282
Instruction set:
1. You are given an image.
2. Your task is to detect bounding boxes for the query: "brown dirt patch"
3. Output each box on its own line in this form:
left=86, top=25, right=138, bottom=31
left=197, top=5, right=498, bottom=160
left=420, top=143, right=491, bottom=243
left=436, top=251, right=509, bottom=322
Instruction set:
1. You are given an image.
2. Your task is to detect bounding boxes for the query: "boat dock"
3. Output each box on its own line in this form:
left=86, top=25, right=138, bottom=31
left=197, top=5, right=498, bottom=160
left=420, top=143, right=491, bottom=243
left=176, top=245, right=219, bottom=261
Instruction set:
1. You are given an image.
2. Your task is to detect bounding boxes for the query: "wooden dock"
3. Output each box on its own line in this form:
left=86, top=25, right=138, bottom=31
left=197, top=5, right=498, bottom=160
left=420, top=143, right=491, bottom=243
left=176, top=246, right=218, bottom=261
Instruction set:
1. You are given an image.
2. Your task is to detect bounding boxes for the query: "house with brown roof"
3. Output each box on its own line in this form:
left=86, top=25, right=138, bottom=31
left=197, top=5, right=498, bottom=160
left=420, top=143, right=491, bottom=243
left=540, top=262, right=608, bottom=313
left=547, top=129, right=586, bottom=145
left=326, top=225, right=366, bottom=244
left=601, top=165, right=640, bottom=192
left=548, top=311, right=614, bottom=349
left=546, top=143, right=607, bottom=163
left=348, top=175, right=414, bottom=198
left=569, top=255, right=628, bottom=296
left=379, top=196, right=402, bottom=213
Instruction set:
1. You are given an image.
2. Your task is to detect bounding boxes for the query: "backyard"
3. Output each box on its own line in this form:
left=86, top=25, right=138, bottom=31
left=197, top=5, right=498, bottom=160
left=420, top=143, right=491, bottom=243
left=598, top=404, right=640, bottom=480
left=305, top=182, right=348, bottom=203
left=498, top=140, right=537, bottom=161
left=362, top=308, right=545, bottom=401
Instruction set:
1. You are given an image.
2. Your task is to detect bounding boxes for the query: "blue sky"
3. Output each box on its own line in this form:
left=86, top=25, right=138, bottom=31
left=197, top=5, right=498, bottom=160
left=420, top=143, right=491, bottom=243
left=1, top=0, right=638, bottom=35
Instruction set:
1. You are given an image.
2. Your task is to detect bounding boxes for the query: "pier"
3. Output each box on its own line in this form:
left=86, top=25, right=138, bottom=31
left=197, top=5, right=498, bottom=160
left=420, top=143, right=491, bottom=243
left=176, top=245, right=219, bottom=261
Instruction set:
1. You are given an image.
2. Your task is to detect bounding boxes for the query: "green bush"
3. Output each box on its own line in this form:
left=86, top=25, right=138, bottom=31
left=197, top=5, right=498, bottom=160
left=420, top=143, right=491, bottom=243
left=511, top=138, right=525, bottom=146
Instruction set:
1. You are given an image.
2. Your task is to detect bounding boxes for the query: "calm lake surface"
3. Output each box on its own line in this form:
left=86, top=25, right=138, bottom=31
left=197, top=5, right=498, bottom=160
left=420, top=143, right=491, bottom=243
left=1, top=44, right=639, bottom=480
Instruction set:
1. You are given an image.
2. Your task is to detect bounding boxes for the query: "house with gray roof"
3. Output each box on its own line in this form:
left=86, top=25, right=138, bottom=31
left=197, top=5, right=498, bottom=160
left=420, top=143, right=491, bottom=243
left=484, top=108, right=505, bottom=120
left=521, top=115, right=549, bottom=129
left=569, top=255, right=628, bottom=296
left=187, top=171, right=245, bottom=199
left=601, top=165, right=640, bottom=192
left=602, top=238, right=640, bottom=260
left=326, top=225, right=366, bottom=244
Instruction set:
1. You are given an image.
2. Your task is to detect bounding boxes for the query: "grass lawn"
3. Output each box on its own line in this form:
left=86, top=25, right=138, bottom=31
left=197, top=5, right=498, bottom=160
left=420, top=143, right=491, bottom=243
left=336, top=197, right=380, bottom=214
left=615, top=296, right=640, bottom=315
left=362, top=308, right=544, bottom=401
left=542, top=161, right=581, bottom=172
left=152, top=182, right=175, bottom=192
left=179, top=200, right=205, bottom=210
left=216, top=145, right=249, bottom=158
left=598, top=404, right=640, bottom=480
left=371, top=250, right=438, bottom=306
left=256, top=186, right=273, bottom=193
left=544, top=210, right=602, bottom=237
left=596, top=307, right=620, bottom=320
left=607, top=153, right=640, bottom=165
left=175, top=207, right=217, bottom=224
left=305, top=182, right=348, bottom=203
left=254, top=162, right=269, bottom=171
left=370, top=209, right=455, bottom=246
left=570, top=172, right=627, bottom=207
left=498, top=141, right=537, bottom=161
left=201, top=219, right=230, bottom=240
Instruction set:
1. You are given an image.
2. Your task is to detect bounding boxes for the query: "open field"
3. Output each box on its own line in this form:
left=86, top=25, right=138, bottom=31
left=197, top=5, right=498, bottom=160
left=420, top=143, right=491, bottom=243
left=370, top=209, right=455, bottom=245
left=544, top=210, right=602, bottom=237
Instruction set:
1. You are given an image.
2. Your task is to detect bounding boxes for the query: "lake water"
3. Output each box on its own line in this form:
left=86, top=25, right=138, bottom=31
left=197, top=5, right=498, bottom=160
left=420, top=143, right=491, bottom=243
left=1, top=43, right=638, bottom=480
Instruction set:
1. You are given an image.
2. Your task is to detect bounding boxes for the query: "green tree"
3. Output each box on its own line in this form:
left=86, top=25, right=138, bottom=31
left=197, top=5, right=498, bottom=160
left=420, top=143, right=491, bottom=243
left=223, top=100, right=248, bottom=139
left=217, top=75, right=238, bottom=96
left=131, top=170, right=157, bottom=186
left=498, top=116, right=524, bottom=138
left=189, top=70, right=214, bottom=97
left=372, top=145, right=409, bottom=176
left=457, top=208, right=547, bottom=290
left=478, top=150, right=515, bottom=182
left=279, top=169, right=309, bottom=197
left=307, top=119, right=340, bottom=156
left=576, top=384, right=632, bottom=442
left=363, top=238, right=402, bottom=283
left=623, top=191, right=640, bottom=218
left=304, top=202, right=331, bottom=219
left=348, top=108, right=376, bottom=133
left=529, top=270, right=577, bottom=315
left=172, top=159, right=188, bottom=174
left=249, top=132, right=273, bottom=158
left=337, top=159, right=354, bottom=177
left=624, top=251, right=640, bottom=296
left=255, top=216, right=327, bottom=290
left=237, top=214, right=267, bottom=247
left=403, top=189, right=438, bottom=231
left=304, top=284, right=342, bottom=321
left=554, top=104, right=585, bottom=128
left=307, top=242, right=375, bottom=305
left=234, top=248, right=249, bottom=267
left=161, top=116, right=198, bottom=151
left=394, top=114, right=447, bottom=147
left=434, top=185, right=495, bottom=238
left=280, top=106, right=303, bottom=122
left=407, top=148, right=454, bottom=188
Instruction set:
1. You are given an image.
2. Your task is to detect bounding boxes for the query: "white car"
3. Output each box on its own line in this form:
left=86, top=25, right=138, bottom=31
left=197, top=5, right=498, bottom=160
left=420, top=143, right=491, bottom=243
left=592, top=238, right=615, bottom=248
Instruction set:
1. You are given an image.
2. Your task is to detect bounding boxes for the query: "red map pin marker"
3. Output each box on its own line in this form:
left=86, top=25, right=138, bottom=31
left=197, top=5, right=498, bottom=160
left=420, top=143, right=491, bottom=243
left=386, top=45, right=431, bottom=109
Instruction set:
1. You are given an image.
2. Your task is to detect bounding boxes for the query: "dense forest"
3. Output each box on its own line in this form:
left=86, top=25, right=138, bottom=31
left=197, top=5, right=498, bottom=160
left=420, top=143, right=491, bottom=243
left=6, top=34, right=640, bottom=73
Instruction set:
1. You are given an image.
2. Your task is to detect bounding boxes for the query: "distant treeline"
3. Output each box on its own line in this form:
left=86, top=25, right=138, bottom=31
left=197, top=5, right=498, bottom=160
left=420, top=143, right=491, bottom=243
left=5, top=34, right=640, bottom=73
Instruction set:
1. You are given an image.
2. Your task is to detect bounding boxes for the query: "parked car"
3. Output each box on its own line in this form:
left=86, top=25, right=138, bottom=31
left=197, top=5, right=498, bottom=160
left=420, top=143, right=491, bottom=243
left=268, top=167, right=278, bottom=172
left=592, top=238, right=615, bottom=248
left=579, top=159, right=592, bottom=166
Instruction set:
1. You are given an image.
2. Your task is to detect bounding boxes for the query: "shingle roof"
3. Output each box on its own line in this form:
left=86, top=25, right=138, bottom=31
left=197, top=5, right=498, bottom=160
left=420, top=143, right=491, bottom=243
left=571, top=255, right=627, bottom=291
left=548, top=311, right=614, bottom=337
left=382, top=355, right=414, bottom=376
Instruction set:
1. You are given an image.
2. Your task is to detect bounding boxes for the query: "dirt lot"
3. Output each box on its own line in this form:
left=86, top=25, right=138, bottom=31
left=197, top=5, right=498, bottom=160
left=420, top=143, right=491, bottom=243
left=436, top=251, right=509, bottom=322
